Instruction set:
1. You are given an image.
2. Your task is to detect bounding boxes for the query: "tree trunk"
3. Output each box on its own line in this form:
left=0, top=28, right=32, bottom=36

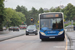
left=0, top=24, right=3, bottom=31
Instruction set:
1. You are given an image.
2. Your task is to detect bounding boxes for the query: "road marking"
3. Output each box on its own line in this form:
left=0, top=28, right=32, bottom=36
left=65, top=35, right=68, bottom=50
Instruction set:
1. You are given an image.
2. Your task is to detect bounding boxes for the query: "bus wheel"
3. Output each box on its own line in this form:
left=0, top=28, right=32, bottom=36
left=61, top=38, right=64, bottom=41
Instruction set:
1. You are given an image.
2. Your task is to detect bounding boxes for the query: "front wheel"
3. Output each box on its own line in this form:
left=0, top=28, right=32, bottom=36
left=18, top=30, right=19, bottom=31
left=61, top=38, right=65, bottom=41
left=35, top=33, right=37, bottom=35
left=59, top=38, right=64, bottom=41
left=26, top=33, right=28, bottom=35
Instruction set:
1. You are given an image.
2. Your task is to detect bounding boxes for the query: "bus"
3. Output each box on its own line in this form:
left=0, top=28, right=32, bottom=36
left=39, top=12, right=65, bottom=41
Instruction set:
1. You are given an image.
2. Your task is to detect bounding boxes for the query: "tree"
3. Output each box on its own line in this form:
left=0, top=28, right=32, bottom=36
left=50, top=7, right=61, bottom=12
left=16, top=6, right=39, bottom=25
left=0, top=0, right=5, bottom=31
left=16, top=5, right=29, bottom=25
left=39, top=8, right=44, bottom=13
left=15, top=5, right=21, bottom=12
left=17, top=12, right=26, bottom=22
left=30, top=7, right=38, bottom=24
left=3, top=8, right=26, bottom=26
left=63, top=3, right=75, bottom=20
left=50, top=7, right=56, bottom=12
left=55, top=7, right=61, bottom=12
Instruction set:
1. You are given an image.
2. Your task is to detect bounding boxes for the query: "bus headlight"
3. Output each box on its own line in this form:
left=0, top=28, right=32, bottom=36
left=40, top=32, right=46, bottom=35
left=58, top=31, right=63, bottom=35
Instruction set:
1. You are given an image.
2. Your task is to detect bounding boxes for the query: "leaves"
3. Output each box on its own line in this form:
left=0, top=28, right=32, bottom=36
left=0, top=0, right=5, bottom=30
left=3, top=8, right=26, bottom=26
left=63, top=3, right=75, bottom=20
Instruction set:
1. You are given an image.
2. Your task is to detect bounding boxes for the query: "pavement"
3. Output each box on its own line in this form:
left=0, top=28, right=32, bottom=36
left=66, top=29, right=75, bottom=50
left=0, top=29, right=25, bottom=41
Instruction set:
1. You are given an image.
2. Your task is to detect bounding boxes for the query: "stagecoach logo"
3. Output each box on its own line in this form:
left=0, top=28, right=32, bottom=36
left=48, top=31, right=56, bottom=33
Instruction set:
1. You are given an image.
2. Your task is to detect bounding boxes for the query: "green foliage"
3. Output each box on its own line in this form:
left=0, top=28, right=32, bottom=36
left=16, top=5, right=29, bottom=25
left=16, top=6, right=39, bottom=25
left=50, top=7, right=56, bottom=12
left=73, top=23, right=75, bottom=26
left=64, top=24, right=69, bottom=27
left=3, top=8, right=26, bottom=27
left=49, top=3, right=75, bottom=22
left=15, top=5, right=21, bottom=12
left=0, top=0, right=4, bottom=30
left=39, top=8, right=44, bottom=13
left=50, top=7, right=61, bottom=12
left=63, top=3, right=75, bottom=20
left=0, top=0, right=4, bottom=15
left=17, top=12, right=26, bottom=22
left=55, top=7, right=61, bottom=12
left=30, top=7, right=38, bottom=24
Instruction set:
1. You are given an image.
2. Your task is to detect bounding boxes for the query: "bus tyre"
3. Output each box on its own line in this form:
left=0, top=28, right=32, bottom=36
left=61, top=38, right=64, bottom=41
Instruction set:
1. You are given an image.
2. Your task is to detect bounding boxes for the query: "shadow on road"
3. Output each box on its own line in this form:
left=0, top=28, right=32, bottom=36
left=41, top=39, right=65, bottom=42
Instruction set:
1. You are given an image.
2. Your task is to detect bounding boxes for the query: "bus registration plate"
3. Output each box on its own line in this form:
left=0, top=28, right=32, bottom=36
left=49, top=37, right=55, bottom=38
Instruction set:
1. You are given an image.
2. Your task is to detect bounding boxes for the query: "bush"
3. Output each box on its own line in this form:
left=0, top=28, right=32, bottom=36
left=64, top=24, right=69, bottom=27
left=73, top=23, right=75, bottom=26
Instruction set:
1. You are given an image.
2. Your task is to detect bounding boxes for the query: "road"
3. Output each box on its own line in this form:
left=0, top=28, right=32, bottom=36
left=0, top=31, right=67, bottom=50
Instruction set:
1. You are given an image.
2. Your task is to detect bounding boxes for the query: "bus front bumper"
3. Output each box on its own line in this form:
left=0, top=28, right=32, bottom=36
left=39, top=33, right=65, bottom=40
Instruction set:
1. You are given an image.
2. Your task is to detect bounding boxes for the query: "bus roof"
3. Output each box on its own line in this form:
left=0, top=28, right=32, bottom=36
left=39, top=12, right=63, bottom=15
left=39, top=12, right=64, bottom=19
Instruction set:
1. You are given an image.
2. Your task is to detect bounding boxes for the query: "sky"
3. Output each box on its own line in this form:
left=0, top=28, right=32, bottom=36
left=4, top=0, right=75, bottom=10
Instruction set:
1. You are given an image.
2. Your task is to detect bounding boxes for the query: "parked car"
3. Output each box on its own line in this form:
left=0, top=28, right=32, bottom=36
left=13, top=26, right=19, bottom=31
left=26, top=25, right=37, bottom=35
left=19, top=25, right=27, bottom=29
left=3, top=27, right=7, bottom=30
left=9, top=26, right=13, bottom=31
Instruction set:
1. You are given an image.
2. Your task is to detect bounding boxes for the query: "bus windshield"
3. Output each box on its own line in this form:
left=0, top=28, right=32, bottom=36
left=40, top=18, right=63, bottom=29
